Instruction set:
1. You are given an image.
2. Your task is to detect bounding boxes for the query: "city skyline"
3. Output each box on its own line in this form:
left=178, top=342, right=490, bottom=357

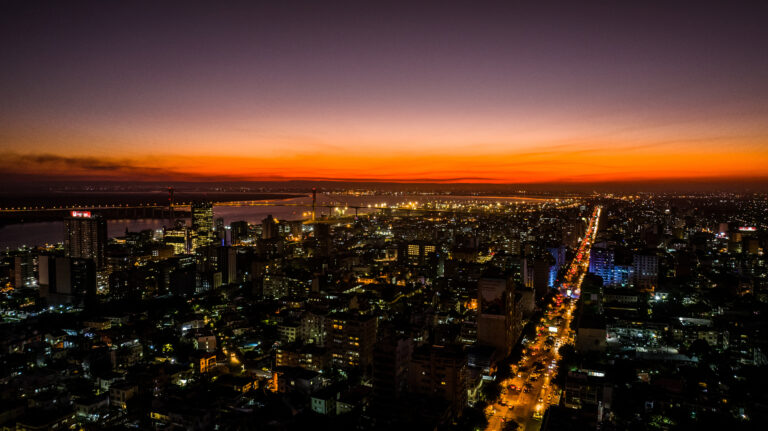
left=2, top=1, right=768, bottom=185
left=1, top=3, right=767, bottom=428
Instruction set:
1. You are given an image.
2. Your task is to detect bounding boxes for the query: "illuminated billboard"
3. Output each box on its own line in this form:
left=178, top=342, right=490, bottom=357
left=71, top=211, right=92, bottom=218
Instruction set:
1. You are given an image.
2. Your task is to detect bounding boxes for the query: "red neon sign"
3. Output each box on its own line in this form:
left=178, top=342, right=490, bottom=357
left=71, top=211, right=92, bottom=218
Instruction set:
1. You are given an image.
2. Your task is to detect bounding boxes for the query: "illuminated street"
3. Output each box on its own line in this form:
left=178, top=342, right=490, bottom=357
left=486, top=206, right=601, bottom=431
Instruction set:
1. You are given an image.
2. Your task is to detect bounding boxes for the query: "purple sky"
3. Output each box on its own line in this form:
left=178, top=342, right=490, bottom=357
left=1, top=1, right=767, bottom=183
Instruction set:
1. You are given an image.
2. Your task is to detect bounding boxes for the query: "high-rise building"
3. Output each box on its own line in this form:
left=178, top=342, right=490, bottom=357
left=314, top=223, right=331, bottom=256
left=13, top=253, right=36, bottom=288
left=214, top=217, right=226, bottom=246
left=262, top=215, right=279, bottom=240
left=300, top=311, right=327, bottom=346
left=38, top=255, right=69, bottom=300
left=373, top=335, right=413, bottom=403
left=262, top=275, right=289, bottom=299
left=276, top=344, right=329, bottom=372
left=399, top=242, right=437, bottom=266
left=0, top=260, right=11, bottom=289
left=191, top=202, right=214, bottom=247
left=589, top=247, right=633, bottom=287
left=278, top=322, right=300, bottom=344
left=632, top=254, right=658, bottom=290
left=408, top=344, right=468, bottom=418
left=64, top=211, right=107, bottom=268
left=164, top=226, right=190, bottom=255
left=523, top=258, right=534, bottom=288
left=548, top=245, right=568, bottom=268
left=194, top=244, right=237, bottom=290
left=38, top=255, right=96, bottom=306
left=230, top=221, right=250, bottom=245
left=589, top=247, right=615, bottom=285
left=288, top=220, right=303, bottom=237
left=533, top=257, right=555, bottom=298
left=477, top=275, right=518, bottom=356
left=505, top=236, right=522, bottom=255
left=217, top=246, right=237, bottom=285
left=326, top=313, right=377, bottom=373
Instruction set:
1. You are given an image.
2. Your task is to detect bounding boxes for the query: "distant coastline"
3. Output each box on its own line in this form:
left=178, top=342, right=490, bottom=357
left=0, top=191, right=307, bottom=209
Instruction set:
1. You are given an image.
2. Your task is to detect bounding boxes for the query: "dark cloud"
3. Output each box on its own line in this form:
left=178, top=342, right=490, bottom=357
left=11, top=153, right=157, bottom=172
left=0, top=152, right=206, bottom=181
left=0, top=152, right=502, bottom=183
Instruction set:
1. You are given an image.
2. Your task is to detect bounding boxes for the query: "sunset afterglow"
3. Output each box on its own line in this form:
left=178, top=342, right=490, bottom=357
left=1, top=2, right=767, bottom=184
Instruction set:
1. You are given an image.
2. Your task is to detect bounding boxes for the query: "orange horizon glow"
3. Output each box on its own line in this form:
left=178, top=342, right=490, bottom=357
left=2, top=2, right=768, bottom=186
left=4, top=100, right=767, bottom=184
left=3, top=136, right=767, bottom=184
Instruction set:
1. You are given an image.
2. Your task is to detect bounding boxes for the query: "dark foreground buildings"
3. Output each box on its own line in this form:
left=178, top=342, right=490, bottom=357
left=0, top=194, right=766, bottom=430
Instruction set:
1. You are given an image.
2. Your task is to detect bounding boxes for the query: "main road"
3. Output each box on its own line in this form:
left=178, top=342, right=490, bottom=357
left=486, top=206, right=601, bottom=431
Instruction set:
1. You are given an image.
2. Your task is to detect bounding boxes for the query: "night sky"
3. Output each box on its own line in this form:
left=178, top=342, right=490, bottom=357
left=1, top=1, right=767, bottom=184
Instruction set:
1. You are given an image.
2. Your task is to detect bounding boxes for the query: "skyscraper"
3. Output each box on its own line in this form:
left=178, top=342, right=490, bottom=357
left=191, top=202, right=214, bottom=247
left=218, top=246, right=237, bottom=285
left=230, top=220, right=250, bottom=245
left=214, top=217, right=226, bottom=245
left=64, top=211, right=107, bottom=269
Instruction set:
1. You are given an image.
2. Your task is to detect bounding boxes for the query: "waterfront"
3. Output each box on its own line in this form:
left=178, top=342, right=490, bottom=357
left=0, top=194, right=553, bottom=249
